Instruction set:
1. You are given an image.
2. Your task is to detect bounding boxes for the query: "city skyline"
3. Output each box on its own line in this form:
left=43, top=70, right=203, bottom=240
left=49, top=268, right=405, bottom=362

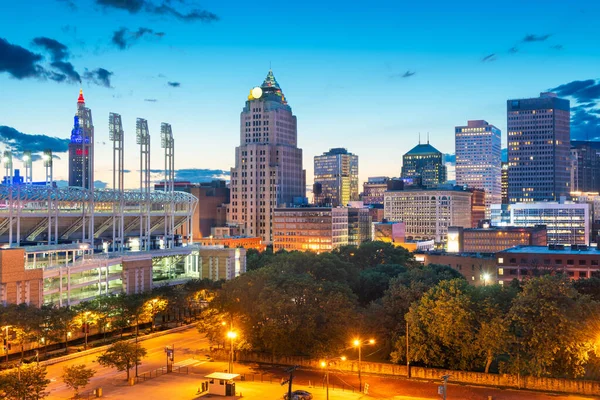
left=1, top=1, right=600, bottom=189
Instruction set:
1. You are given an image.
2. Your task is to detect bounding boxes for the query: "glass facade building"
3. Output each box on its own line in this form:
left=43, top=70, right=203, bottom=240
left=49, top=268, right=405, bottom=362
left=455, top=120, right=501, bottom=218
left=400, top=142, right=446, bottom=188
left=314, top=148, right=358, bottom=207
left=507, top=93, right=570, bottom=203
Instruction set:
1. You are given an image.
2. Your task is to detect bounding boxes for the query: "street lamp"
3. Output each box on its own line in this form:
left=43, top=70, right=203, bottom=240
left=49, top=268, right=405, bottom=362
left=353, top=338, right=375, bottom=393
left=482, top=273, right=491, bottom=286
left=3, top=325, right=12, bottom=363
left=227, top=330, right=237, bottom=373
left=320, top=356, right=346, bottom=400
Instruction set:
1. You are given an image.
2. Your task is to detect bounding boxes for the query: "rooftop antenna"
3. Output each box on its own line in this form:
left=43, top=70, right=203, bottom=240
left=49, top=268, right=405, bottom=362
left=427, top=132, right=430, bottom=144
left=418, top=133, right=421, bottom=145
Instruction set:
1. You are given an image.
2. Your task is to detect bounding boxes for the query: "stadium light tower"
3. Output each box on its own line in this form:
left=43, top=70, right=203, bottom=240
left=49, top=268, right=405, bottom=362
left=161, top=123, right=175, bottom=248
left=109, top=113, right=125, bottom=252
left=23, top=151, right=32, bottom=184
left=136, top=118, right=151, bottom=251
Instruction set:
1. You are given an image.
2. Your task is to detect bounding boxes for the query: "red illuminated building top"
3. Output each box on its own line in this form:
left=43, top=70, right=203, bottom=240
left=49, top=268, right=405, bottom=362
left=77, top=89, right=85, bottom=104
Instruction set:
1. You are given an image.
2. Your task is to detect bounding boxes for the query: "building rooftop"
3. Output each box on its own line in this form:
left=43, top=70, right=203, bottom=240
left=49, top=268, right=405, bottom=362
left=405, top=143, right=442, bottom=156
left=500, top=245, right=599, bottom=255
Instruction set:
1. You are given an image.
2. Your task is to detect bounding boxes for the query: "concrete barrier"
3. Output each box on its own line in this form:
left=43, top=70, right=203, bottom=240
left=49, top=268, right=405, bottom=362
left=224, top=351, right=600, bottom=396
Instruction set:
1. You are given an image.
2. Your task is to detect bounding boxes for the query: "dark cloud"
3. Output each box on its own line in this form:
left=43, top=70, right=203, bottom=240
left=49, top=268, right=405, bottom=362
left=96, top=0, right=145, bottom=12
left=149, top=4, right=218, bottom=22
left=144, top=98, right=158, bottom=102
left=167, top=81, right=180, bottom=87
left=523, top=34, right=551, bottom=42
left=50, top=61, right=81, bottom=83
left=0, top=37, right=45, bottom=79
left=0, top=126, right=69, bottom=154
left=481, top=53, right=496, bottom=62
left=95, top=0, right=218, bottom=22
left=94, top=180, right=108, bottom=189
left=551, top=44, right=564, bottom=51
left=32, top=37, right=69, bottom=62
left=572, top=107, right=600, bottom=140
left=549, top=79, right=600, bottom=140
left=550, top=79, right=600, bottom=103
left=111, top=27, right=165, bottom=49
left=83, top=67, right=113, bottom=87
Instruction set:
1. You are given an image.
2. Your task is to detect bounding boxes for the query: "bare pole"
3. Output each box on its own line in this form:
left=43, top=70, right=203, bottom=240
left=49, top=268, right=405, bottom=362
left=23, top=151, right=32, bottom=184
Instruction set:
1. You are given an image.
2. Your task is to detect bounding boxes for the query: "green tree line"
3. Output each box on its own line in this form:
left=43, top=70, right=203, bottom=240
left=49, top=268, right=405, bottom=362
left=0, top=279, right=220, bottom=364
left=206, top=242, right=600, bottom=379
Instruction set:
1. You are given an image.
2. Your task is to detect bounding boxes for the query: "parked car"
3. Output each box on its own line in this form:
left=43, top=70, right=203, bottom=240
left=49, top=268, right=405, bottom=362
left=283, top=390, right=313, bottom=400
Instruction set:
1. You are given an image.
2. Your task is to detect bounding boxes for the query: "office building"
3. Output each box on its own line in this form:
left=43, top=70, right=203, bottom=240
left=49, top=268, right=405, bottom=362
left=507, top=93, right=570, bottom=203
left=68, top=90, right=94, bottom=188
left=501, top=162, right=508, bottom=204
left=362, top=177, right=389, bottom=205
left=496, top=245, right=600, bottom=284
left=400, top=141, right=446, bottom=188
left=571, top=141, right=600, bottom=193
left=272, top=207, right=348, bottom=253
left=347, top=203, right=371, bottom=246
left=314, top=148, right=358, bottom=207
left=229, top=70, right=306, bottom=243
left=372, top=221, right=405, bottom=244
left=447, top=224, right=547, bottom=253
left=384, top=187, right=472, bottom=243
left=510, top=202, right=590, bottom=245
left=455, top=120, right=501, bottom=217
left=468, top=188, right=486, bottom=227
left=156, top=180, right=230, bottom=239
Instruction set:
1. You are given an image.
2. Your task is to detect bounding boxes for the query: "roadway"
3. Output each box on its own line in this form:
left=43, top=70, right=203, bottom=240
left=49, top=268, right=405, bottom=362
left=43, top=326, right=598, bottom=399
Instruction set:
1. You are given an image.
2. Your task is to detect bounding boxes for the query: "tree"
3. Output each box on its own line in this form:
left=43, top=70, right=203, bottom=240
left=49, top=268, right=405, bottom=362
left=62, top=364, right=96, bottom=397
left=0, top=364, right=50, bottom=400
left=97, top=342, right=147, bottom=380
left=71, top=309, right=99, bottom=350
left=47, top=306, right=76, bottom=354
left=142, top=297, right=168, bottom=332
left=505, top=275, right=598, bottom=378
left=397, top=279, right=479, bottom=370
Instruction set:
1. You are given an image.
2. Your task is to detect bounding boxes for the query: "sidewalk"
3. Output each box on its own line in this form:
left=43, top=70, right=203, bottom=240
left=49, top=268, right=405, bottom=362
left=47, top=372, right=372, bottom=400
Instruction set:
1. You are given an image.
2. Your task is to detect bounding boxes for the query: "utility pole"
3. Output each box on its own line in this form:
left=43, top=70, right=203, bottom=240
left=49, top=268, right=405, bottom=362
left=406, top=320, right=410, bottom=378
left=281, top=365, right=300, bottom=400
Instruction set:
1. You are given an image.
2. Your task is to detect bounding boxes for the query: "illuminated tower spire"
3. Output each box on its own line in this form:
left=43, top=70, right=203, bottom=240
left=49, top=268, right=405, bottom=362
left=77, top=88, right=85, bottom=104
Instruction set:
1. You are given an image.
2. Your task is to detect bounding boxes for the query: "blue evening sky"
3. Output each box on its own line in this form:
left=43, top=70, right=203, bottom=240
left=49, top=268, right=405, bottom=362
left=0, top=0, right=599, bottom=188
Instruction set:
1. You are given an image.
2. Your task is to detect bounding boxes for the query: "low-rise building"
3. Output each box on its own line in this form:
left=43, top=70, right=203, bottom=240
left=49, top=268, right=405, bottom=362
left=510, top=202, right=590, bottom=245
left=0, top=244, right=245, bottom=307
left=416, top=252, right=497, bottom=286
left=372, top=221, right=405, bottom=244
left=362, top=177, right=389, bottom=205
left=496, top=245, right=600, bottom=283
left=272, top=207, right=348, bottom=253
left=384, top=187, right=472, bottom=243
left=447, top=224, right=547, bottom=253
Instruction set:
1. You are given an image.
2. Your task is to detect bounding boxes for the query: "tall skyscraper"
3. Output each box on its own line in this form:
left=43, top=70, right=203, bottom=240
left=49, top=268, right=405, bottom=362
left=68, top=89, right=94, bottom=188
left=455, top=120, right=501, bottom=217
left=507, top=92, right=570, bottom=203
left=229, top=70, right=305, bottom=243
left=401, top=140, right=446, bottom=187
left=314, top=148, right=358, bottom=206
left=501, top=162, right=509, bottom=204
left=571, top=140, right=600, bottom=193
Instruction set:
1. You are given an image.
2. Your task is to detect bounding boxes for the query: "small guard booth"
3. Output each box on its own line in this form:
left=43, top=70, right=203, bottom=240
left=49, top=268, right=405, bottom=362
left=203, top=372, right=239, bottom=396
